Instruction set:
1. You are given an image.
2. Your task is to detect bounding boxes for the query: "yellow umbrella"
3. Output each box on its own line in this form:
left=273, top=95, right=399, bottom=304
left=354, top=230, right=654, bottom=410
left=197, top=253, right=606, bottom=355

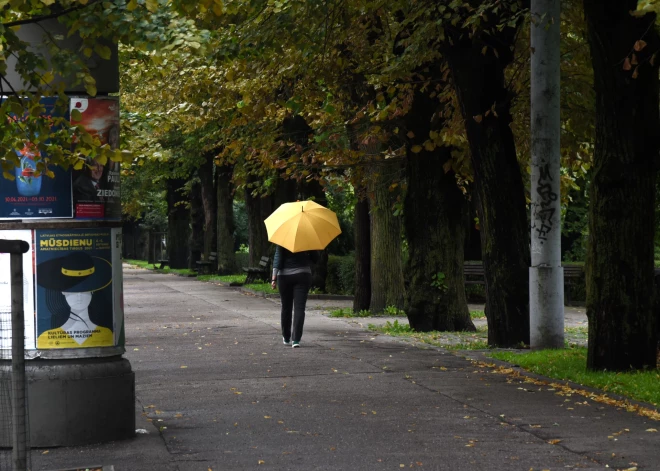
left=264, top=200, right=342, bottom=252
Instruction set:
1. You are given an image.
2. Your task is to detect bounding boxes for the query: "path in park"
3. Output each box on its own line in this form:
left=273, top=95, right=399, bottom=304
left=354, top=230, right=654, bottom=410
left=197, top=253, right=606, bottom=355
left=33, top=267, right=658, bottom=471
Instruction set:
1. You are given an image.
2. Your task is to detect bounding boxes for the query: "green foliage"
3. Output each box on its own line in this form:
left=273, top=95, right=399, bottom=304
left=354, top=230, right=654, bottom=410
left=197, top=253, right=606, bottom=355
left=244, top=283, right=278, bottom=294
left=329, top=306, right=405, bottom=318
left=325, top=179, right=355, bottom=255
left=374, top=320, right=413, bottom=334
left=382, top=305, right=406, bottom=317
left=430, top=272, right=448, bottom=292
left=470, top=310, right=485, bottom=319
left=329, top=308, right=370, bottom=318
left=325, top=254, right=355, bottom=295
left=489, top=348, right=660, bottom=407
left=197, top=274, right=245, bottom=284
left=465, top=283, right=487, bottom=303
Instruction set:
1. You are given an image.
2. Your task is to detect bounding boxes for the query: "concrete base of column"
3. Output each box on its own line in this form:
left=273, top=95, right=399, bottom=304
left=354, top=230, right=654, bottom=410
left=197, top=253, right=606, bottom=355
left=0, top=356, right=135, bottom=447
left=530, top=266, right=565, bottom=349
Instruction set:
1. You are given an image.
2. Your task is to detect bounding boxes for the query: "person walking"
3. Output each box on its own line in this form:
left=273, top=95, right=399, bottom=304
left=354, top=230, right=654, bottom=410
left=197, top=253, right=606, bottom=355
left=271, top=244, right=319, bottom=348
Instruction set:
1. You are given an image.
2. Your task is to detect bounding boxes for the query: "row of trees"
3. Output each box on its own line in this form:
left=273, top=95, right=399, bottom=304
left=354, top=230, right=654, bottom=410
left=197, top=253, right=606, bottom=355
left=1, top=1, right=658, bottom=371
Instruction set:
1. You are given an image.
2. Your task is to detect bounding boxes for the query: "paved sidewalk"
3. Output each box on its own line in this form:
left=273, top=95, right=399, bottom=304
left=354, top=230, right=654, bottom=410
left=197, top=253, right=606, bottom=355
left=33, top=268, right=658, bottom=471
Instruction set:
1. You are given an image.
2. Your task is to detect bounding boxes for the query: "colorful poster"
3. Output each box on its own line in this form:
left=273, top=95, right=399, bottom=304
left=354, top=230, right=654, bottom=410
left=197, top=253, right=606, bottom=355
left=70, top=97, right=121, bottom=220
left=0, top=230, right=36, bottom=356
left=35, top=228, right=114, bottom=349
left=0, top=97, right=73, bottom=219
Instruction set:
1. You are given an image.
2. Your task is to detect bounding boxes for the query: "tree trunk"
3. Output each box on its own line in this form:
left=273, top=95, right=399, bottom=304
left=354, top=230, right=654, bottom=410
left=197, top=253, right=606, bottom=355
left=245, top=174, right=273, bottom=266
left=583, top=0, right=659, bottom=370
left=199, top=152, right=217, bottom=257
left=353, top=192, right=371, bottom=312
left=403, top=76, right=475, bottom=332
left=189, top=179, right=204, bottom=270
left=216, top=164, right=237, bottom=274
left=446, top=32, right=530, bottom=347
left=369, top=160, right=405, bottom=313
left=166, top=178, right=190, bottom=269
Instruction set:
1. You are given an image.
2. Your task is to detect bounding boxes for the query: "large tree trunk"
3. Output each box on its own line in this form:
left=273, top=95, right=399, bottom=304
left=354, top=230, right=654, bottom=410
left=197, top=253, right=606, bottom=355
left=583, top=0, right=659, bottom=370
left=369, top=160, right=405, bottom=313
left=199, top=152, right=217, bottom=257
left=446, top=30, right=530, bottom=347
left=245, top=173, right=273, bottom=266
left=216, top=164, right=237, bottom=274
left=166, top=178, right=190, bottom=269
left=189, top=179, right=204, bottom=270
left=353, top=192, right=371, bottom=312
left=403, top=76, right=475, bottom=332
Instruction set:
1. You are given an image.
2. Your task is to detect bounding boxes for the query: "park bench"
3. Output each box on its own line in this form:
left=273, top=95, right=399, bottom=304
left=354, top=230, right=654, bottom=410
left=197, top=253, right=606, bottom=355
left=242, top=256, right=270, bottom=284
left=464, top=262, right=486, bottom=286
left=463, top=262, right=585, bottom=305
left=157, top=259, right=169, bottom=269
left=195, top=252, right=217, bottom=275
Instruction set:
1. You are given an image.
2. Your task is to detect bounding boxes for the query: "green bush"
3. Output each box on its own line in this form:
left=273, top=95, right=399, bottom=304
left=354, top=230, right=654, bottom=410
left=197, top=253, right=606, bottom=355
left=234, top=252, right=249, bottom=268
left=326, top=253, right=355, bottom=295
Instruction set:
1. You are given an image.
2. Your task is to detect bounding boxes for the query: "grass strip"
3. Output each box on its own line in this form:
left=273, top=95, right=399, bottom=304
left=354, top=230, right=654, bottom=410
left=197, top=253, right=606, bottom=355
left=489, top=348, right=660, bottom=407
left=369, top=320, right=490, bottom=350
left=124, top=259, right=195, bottom=276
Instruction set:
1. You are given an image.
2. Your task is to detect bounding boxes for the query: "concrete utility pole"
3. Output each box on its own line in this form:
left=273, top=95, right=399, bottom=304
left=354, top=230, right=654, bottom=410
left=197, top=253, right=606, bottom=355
left=530, top=0, right=564, bottom=349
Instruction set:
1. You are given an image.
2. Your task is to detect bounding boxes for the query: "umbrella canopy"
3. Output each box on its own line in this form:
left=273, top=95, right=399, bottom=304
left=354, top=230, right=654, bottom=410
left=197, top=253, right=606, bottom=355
left=264, top=200, right=341, bottom=253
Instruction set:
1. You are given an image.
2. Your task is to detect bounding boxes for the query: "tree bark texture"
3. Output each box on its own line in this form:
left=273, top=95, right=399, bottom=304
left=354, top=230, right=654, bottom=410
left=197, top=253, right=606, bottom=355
left=199, top=152, right=217, bottom=257
left=189, top=180, right=204, bottom=270
left=446, top=31, right=531, bottom=347
left=368, top=160, right=405, bottom=313
left=245, top=173, right=273, bottom=266
left=583, top=0, right=659, bottom=370
left=166, top=178, right=190, bottom=269
left=216, top=164, right=237, bottom=274
left=353, top=193, right=371, bottom=312
left=403, top=79, right=475, bottom=332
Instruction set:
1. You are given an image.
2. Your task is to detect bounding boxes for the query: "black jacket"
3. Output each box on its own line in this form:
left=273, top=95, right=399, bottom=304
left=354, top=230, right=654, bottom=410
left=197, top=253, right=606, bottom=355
left=272, top=245, right=319, bottom=272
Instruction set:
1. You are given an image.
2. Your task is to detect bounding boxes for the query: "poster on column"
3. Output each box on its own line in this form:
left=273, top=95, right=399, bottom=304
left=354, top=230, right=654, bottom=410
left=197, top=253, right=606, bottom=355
left=0, top=230, right=36, bottom=357
left=0, top=97, right=73, bottom=219
left=70, top=96, right=121, bottom=220
left=35, top=228, right=114, bottom=349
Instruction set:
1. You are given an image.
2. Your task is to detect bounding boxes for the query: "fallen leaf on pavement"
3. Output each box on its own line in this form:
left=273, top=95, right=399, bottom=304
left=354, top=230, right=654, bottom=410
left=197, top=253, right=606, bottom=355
left=547, top=439, right=562, bottom=445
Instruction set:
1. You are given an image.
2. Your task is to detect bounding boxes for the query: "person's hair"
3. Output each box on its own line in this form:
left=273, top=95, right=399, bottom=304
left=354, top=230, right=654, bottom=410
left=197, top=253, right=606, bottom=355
left=45, top=288, right=113, bottom=331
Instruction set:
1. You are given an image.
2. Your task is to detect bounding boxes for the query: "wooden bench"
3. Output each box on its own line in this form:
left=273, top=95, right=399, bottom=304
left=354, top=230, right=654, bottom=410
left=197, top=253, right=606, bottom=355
left=196, top=252, right=217, bottom=275
left=563, top=265, right=584, bottom=305
left=464, top=263, right=485, bottom=286
left=462, top=262, right=585, bottom=304
left=242, top=256, right=270, bottom=284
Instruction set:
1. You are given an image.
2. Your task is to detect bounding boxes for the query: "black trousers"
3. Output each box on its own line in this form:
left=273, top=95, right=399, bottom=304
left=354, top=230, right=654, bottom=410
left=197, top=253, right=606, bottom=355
left=278, top=272, right=312, bottom=342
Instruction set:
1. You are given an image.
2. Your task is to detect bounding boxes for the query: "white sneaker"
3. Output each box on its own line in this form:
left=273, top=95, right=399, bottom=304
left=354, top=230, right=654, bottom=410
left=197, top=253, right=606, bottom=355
left=292, top=341, right=300, bottom=348
left=283, top=337, right=291, bottom=346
